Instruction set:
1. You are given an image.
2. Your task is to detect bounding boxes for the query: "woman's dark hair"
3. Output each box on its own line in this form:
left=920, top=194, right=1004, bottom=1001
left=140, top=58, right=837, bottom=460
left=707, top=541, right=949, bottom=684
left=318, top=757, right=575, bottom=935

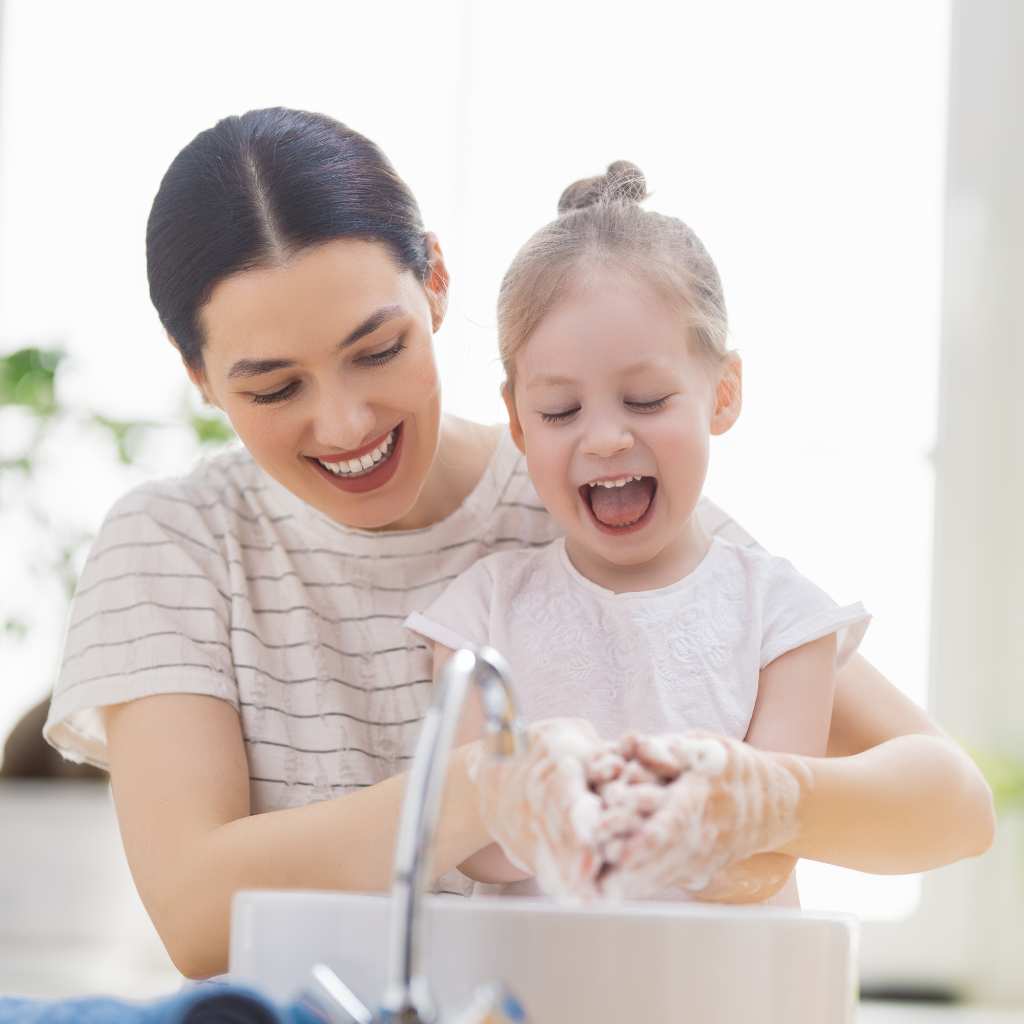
left=146, top=107, right=429, bottom=369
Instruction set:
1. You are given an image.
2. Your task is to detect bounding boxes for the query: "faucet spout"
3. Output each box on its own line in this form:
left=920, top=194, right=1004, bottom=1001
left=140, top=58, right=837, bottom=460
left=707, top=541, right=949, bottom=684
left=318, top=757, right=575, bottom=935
left=379, top=646, right=523, bottom=1023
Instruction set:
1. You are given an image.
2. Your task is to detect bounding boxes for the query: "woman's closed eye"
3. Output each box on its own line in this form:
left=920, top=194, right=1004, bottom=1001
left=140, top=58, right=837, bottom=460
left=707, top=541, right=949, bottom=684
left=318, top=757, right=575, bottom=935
left=247, top=339, right=407, bottom=405
left=357, top=338, right=406, bottom=367
left=250, top=381, right=300, bottom=405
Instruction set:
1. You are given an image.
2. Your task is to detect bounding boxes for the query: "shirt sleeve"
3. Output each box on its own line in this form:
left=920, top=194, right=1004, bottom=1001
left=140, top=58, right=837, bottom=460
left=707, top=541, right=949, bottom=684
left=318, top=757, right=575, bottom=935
left=404, top=557, right=496, bottom=653
left=44, top=484, right=238, bottom=770
left=758, top=556, right=871, bottom=671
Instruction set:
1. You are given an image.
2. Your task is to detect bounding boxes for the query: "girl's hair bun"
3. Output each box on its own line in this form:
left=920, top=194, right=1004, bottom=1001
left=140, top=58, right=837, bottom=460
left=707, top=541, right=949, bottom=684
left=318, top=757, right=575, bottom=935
left=557, top=160, right=648, bottom=215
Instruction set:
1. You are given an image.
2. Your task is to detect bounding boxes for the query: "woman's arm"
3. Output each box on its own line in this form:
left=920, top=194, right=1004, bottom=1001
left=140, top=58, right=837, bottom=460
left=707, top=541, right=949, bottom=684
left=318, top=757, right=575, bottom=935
left=103, top=694, right=490, bottom=980
left=429, top=642, right=532, bottom=884
left=777, top=653, right=996, bottom=870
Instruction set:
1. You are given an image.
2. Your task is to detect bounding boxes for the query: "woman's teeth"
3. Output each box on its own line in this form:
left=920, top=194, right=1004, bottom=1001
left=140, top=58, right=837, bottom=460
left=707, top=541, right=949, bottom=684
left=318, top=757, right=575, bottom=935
left=318, top=429, right=396, bottom=477
left=587, top=474, right=644, bottom=489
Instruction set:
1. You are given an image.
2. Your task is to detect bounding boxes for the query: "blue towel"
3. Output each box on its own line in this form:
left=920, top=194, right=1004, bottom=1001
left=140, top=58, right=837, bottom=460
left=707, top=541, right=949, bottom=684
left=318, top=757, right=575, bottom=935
left=0, top=983, right=325, bottom=1024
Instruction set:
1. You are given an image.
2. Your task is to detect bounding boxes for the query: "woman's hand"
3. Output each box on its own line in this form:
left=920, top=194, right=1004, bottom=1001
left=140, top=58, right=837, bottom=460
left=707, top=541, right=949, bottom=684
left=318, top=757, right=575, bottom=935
left=601, top=732, right=811, bottom=899
left=467, top=718, right=607, bottom=900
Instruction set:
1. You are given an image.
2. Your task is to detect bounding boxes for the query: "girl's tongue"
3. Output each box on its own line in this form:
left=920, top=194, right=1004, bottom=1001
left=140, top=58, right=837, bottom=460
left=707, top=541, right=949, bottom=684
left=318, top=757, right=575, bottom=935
left=588, top=477, right=656, bottom=528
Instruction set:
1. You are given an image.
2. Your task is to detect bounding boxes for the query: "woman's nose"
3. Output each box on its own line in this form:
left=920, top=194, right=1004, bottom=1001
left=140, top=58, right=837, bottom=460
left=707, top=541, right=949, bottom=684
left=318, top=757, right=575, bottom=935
left=311, top=391, right=377, bottom=453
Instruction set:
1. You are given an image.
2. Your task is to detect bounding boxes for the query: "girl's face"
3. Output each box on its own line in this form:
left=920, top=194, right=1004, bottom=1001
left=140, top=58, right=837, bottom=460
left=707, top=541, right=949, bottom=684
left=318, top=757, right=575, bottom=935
left=190, top=238, right=446, bottom=531
left=505, top=270, right=741, bottom=589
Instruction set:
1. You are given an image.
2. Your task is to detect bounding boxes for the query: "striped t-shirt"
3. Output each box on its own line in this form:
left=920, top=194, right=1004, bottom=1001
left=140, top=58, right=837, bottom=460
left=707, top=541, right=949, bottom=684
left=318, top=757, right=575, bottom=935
left=44, top=428, right=752, bottom=817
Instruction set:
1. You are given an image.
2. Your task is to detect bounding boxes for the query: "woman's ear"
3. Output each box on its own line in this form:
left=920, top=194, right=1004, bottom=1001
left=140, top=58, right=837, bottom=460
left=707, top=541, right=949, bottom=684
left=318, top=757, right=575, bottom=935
left=423, top=232, right=450, bottom=332
left=173, top=339, right=218, bottom=408
left=710, top=352, right=742, bottom=436
left=501, top=381, right=527, bottom=454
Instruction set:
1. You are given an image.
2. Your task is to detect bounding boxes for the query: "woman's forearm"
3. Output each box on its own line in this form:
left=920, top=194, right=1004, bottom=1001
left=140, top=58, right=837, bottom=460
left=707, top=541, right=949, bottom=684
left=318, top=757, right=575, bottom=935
left=146, top=743, right=489, bottom=979
left=779, top=733, right=995, bottom=872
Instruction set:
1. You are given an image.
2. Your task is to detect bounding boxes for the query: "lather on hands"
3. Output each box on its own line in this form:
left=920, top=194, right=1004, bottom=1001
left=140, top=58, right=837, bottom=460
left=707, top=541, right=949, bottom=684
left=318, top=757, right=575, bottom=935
left=596, top=732, right=810, bottom=899
left=467, top=718, right=607, bottom=900
left=471, top=722, right=810, bottom=902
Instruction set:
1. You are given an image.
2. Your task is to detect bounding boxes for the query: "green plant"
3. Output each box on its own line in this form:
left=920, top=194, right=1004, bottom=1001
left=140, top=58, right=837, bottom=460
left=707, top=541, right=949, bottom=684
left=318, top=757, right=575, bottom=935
left=973, top=750, right=1024, bottom=815
left=0, top=344, right=234, bottom=637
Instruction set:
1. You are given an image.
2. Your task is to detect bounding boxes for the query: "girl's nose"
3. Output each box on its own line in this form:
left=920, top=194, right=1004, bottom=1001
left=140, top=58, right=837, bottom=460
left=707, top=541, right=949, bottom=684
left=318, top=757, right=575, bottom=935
left=581, top=420, right=634, bottom=459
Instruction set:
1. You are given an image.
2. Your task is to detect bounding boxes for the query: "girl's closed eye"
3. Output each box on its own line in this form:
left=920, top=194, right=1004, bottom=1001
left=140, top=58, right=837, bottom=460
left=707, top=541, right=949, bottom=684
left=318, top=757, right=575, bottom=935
left=626, top=395, right=672, bottom=412
left=538, top=395, right=672, bottom=422
left=539, top=406, right=580, bottom=423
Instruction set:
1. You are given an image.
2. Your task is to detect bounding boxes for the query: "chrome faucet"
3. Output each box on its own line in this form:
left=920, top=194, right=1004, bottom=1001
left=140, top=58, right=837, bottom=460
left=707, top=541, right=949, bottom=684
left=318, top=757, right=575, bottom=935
left=306, top=646, right=527, bottom=1024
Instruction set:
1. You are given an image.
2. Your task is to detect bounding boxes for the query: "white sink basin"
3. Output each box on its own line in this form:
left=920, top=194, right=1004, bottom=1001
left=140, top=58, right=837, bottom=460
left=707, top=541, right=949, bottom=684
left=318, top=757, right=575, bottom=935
left=230, top=890, right=857, bottom=1022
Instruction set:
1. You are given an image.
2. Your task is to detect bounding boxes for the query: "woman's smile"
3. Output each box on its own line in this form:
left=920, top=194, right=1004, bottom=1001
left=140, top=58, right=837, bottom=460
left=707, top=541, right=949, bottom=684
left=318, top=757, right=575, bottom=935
left=306, top=420, right=405, bottom=493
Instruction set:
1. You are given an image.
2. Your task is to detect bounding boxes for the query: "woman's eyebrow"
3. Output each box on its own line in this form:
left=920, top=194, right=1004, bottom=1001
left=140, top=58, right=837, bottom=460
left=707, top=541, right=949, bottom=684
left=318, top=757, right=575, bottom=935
left=226, top=305, right=405, bottom=379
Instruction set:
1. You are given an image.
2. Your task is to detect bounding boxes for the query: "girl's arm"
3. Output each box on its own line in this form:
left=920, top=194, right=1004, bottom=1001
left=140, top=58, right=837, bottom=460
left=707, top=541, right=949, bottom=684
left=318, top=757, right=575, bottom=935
left=103, top=693, right=491, bottom=981
left=688, top=633, right=838, bottom=905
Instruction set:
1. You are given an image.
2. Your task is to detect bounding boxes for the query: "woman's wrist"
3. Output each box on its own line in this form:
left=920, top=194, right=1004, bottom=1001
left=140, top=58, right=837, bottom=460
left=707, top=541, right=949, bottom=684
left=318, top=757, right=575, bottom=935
left=766, top=748, right=821, bottom=858
left=447, top=739, right=493, bottom=857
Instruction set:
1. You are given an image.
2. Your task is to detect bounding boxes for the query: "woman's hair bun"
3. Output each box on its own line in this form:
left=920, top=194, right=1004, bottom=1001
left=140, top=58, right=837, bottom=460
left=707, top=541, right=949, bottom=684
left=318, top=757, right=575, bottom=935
left=557, top=160, right=648, bottom=215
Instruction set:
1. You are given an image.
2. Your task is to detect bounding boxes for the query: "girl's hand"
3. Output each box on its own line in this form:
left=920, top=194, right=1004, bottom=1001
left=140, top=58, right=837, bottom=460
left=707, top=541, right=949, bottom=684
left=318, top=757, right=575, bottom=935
left=601, top=732, right=810, bottom=898
left=467, top=718, right=606, bottom=900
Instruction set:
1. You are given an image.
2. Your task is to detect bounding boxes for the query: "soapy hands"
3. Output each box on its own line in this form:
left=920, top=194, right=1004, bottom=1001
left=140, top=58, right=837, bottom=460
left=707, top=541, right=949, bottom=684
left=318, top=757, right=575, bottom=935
left=594, top=732, right=809, bottom=899
left=467, top=718, right=607, bottom=900
left=471, top=723, right=809, bottom=902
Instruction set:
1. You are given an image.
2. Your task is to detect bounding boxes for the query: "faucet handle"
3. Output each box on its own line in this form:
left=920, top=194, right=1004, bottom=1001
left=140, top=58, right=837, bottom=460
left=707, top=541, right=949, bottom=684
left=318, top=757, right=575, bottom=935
left=449, top=982, right=527, bottom=1024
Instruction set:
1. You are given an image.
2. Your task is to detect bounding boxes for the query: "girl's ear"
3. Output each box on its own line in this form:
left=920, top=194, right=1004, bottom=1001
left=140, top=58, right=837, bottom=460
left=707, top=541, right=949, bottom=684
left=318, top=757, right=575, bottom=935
left=501, top=382, right=527, bottom=454
left=710, top=353, right=742, bottom=436
left=423, top=232, right=450, bottom=332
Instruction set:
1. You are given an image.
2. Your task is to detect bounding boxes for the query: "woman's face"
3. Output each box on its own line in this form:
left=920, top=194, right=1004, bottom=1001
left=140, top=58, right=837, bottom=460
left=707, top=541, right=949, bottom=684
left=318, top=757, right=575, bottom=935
left=190, top=238, right=446, bottom=530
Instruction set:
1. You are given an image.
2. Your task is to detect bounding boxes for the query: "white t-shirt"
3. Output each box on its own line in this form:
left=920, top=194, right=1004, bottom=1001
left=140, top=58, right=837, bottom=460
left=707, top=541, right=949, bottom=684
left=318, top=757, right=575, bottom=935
left=406, top=537, right=870, bottom=741
left=44, top=429, right=753, bottom=817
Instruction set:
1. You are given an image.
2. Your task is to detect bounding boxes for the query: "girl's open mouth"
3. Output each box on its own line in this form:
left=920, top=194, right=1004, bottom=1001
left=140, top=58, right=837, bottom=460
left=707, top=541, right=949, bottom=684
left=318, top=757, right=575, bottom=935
left=579, top=475, right=658, bottom=536
left=307, top=421, right=405, bottom=494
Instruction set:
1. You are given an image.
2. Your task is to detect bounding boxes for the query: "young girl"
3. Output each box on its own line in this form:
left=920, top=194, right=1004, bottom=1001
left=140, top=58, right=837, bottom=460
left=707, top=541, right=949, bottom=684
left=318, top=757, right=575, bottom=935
left=406, top=161, right=871, bottom=904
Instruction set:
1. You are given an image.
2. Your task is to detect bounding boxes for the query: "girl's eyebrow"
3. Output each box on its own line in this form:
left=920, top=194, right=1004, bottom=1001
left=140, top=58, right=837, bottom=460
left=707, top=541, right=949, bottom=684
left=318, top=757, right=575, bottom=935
left=526, top=359, right=666, bottom=390
left=226, top=305, right=405, bottom=380
left=526, top=373, right=576, bottom=389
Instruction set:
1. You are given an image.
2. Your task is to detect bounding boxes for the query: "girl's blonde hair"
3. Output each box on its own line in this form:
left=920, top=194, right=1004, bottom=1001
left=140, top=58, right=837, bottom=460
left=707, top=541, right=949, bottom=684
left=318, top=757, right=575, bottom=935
left=497, top=161, right=729, bottom=388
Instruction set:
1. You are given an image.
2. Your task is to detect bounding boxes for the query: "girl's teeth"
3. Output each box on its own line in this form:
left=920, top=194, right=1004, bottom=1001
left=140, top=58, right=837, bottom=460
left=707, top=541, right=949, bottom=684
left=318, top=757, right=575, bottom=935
left=589, top=474, right=643, bottom=489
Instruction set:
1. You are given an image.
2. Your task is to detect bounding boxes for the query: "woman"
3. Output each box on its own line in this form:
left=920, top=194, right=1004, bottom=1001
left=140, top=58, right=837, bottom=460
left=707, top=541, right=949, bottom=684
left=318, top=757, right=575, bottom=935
left=44, top=108, right=994, bottom=979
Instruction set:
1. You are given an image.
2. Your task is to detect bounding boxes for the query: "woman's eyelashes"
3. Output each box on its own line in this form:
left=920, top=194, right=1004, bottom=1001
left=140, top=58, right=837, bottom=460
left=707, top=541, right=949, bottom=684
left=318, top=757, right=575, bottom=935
left=357, top=338, right=406, bottom=367
left=247, top=339, right=407, bottom=405
left=251, top=380, right=300, bottom=405
left=539, top=396, right=671, bottom=423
